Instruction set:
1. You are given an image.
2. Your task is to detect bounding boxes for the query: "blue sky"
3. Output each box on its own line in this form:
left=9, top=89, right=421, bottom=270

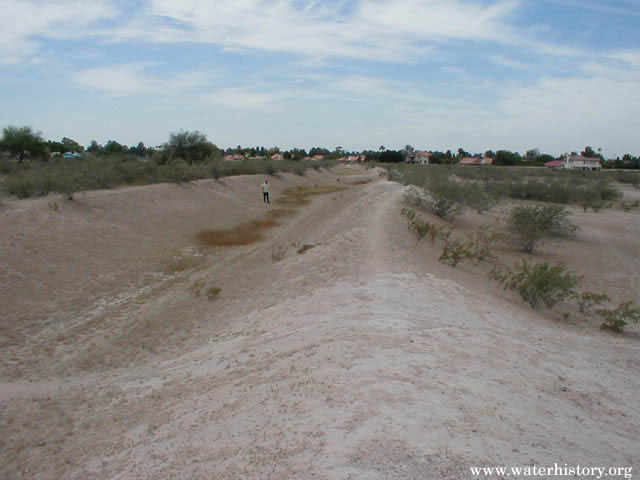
left=1, top=0, right=639, bottom=156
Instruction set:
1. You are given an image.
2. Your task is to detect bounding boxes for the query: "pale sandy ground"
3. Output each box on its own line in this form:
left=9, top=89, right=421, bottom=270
left=1, top=165, right=639, bottom=479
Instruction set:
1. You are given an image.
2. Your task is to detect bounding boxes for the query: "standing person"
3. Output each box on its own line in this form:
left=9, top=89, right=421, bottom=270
left=261, top=179, right=270, bottom=204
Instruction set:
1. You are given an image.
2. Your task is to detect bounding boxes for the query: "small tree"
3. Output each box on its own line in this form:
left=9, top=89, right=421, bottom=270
left=508, top=204, right=579, bottom=253
left=165, top=130, right=218, bottom=164
left=0, top=125, right=46, bottom=162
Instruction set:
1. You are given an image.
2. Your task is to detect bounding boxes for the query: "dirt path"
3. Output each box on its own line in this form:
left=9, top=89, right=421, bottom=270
left=1, top=168, right=639, bottom=479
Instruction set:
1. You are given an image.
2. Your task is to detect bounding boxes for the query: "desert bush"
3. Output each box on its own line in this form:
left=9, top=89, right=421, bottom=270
left=439, top=236, right=470, bottom=267
left=423, top=176, right=466, bottom=218
left=464, top=183, right=500, bottom=214
left=576, top=291, right=611, bottom=313
left=597, top=301, right=640, bottom=332
left=580, top=199, right=606, bottom=212
left=5, top=175, right=35, bottom=198
left=206, top=287, right=222, bottom=301
left=297, top=243, right=315, bottom=254
left=157, top=160, right=196, bottom=183
left=489, top=260, right=581, bottom=309
left=402, top=208, right=452, bottom=243
left=620, top=199, right=640, bottom=212
left=508, top=204, right=579, bottom=253
left=465, top=226, right=500, bottom=263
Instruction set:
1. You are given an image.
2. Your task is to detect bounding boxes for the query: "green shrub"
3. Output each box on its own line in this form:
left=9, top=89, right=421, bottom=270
left=439, top=236, right=470, bottom=267
left=576, top=291, right=611, bottom=313
left=5, top=175, right=35, bottom=198
left=598, top=301, right=640, bottom=332
left=508, top=204, right=579, bottom=253
left=465, top=227, right=500, bottom=263
left=402, top=208, right=452, bottom=244
left=423, top=176, right=466, bottom=218
left=464, top=183, right=500, bottom=214
left=489, top=260, right=581, bottom=309
left=621, top=200, right=640, bottom=212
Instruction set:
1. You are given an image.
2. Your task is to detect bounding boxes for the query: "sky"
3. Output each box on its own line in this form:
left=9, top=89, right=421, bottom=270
left=1, top=0, right=639, bottom=157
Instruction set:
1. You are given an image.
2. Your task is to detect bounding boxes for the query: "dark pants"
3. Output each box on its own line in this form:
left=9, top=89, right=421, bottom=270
left=263, top=192, right=270, bottom=203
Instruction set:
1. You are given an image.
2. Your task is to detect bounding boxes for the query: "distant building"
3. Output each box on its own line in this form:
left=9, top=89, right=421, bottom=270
left=459, top=156, right=494, bottom=166
left=224, top=154, right=244, bottom=161
left=544, top=159, right=565, bottom=168
left=407, top=151, right=432, bottom=164
left=563, top=155, right=601, bottom=171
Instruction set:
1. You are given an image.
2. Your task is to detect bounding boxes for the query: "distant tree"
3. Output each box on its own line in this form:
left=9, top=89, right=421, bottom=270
left=62, top=137, right=84, bottom=153
left=46, top=140, right=66, bottom=154
left=404, top=144, right=414, bottom=154
left=457, top=147, right=469, bottom=158
left=103, top=140, right=127, bottom=155
left=379, top=145, right=386, bottom=152
left=581, top=146, right=597, bottom=158
left=165, top=130, right=218, bottom=164
left=379, top=150, right=404, bottom=163
left=309, top=147, right=330, bottom=156
left=0, top=125, right=47, bottom=162
left=129, top=141, right=148, bottom=156
left=495, top=150, right=522, bottom=166
left=86, top=140, right=102, bottom=153
left=484, top=150, right=495, bottom=158
left=538, top=154, right=555, bottom=164
left=525, top=148, right=540, bottom=162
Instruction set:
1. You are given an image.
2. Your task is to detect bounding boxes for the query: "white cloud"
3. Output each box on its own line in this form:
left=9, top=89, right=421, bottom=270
left=206, top=88, right=283, bottom=109
left=490, top=56, right=640, bottom=154
left=0, top=0, right=117, bottom=63
left=488, top=54, right=528, bottom=69
left=109, top=0, right=522, bottom=61
left=72, top=63, right=212, bottom=95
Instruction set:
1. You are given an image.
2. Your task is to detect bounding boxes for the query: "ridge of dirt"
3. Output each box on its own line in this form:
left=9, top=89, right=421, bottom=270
left=1, top=165, right=638, bottom=479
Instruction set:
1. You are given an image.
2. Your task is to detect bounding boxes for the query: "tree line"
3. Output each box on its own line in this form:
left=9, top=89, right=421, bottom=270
left=1, top=125, right=638, bottom=169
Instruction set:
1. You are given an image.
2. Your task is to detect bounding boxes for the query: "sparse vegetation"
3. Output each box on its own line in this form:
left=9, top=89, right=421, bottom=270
left=297, top=243, right=316, bottom=254
left=206, top=287, right=222, bottom=301
left=597, top=301, right=640, bottom=332
left=620, top=199, right=640, bottom=212
left=438, top=236, right=469, bottom=267
left=576, top=291, right=611, bottom=314
left=489, top=260, right=581, bottom=309
left=507, top=204, right=579, bottom=253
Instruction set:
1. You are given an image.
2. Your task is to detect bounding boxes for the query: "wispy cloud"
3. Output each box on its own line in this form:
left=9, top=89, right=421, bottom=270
left=0, top=0, right=117, bottom=63
left=72, top=63, right=213, bottom=95
left=488, top=54, right=528, bottom=69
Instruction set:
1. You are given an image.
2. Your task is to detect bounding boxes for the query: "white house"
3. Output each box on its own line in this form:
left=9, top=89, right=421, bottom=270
left=407, top=151, right=432, bottom=164
left=563, top=155, right=601, bottom=171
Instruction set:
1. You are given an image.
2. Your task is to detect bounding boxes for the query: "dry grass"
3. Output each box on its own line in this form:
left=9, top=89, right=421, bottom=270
left=348, top=179, right=372, bottom=185
left=197, top=188, right=338, bottom=248
left=275, top=185, right=346, bottom=206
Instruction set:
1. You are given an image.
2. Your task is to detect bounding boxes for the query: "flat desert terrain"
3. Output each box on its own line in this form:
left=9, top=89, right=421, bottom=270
left=1, top=165, right=639, bottom=479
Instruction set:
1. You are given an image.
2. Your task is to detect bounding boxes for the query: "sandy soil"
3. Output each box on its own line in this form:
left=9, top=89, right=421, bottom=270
left=1, top=165, right=639, bottom=479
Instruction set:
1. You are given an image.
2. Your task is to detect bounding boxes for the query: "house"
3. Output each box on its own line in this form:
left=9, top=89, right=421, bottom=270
left=63, top=152, right=81, bottom=159
left=311, top=154, right=325, bottom=161
left=407, top=151, right=432, bottom=164
left=459, top=156, right=494, bottom=166
left=459, top=156, right=482, bottom=165
left=224, top=154, right=244, bottom=161
left=342, top=155, right=366, bottom=163
left=271, top=153, right=284, bottom=161
left=544, top=159, right=565, bottom=168
left=563, top=155, right=601, bottom=171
